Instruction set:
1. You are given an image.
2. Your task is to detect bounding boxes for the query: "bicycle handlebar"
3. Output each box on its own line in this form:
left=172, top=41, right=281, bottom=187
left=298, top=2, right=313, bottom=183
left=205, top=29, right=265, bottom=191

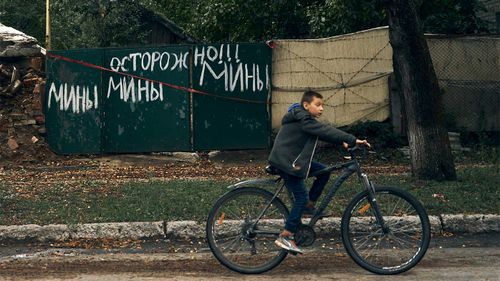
left=347, top=145, right=369, bottom=159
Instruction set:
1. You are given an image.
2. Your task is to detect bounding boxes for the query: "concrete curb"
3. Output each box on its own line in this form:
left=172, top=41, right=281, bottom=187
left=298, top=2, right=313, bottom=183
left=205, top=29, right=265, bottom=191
left=0, top=222, right=165, bottom=243
left=441, top=214, right=500, bottom=234
left=0, top=214, right=498, bottom=243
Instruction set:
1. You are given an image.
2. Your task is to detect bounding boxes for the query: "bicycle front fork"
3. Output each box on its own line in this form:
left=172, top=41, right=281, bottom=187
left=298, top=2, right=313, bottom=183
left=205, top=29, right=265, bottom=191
left=361, top=173, right=389, bottom=234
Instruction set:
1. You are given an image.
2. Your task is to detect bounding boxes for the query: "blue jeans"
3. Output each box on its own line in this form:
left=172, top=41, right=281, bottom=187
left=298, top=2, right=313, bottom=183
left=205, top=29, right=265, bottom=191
left=278, top=161, right=330, bottom=234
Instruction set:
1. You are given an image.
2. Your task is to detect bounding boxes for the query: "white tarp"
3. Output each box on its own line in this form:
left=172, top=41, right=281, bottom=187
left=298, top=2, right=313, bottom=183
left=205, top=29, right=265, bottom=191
left=271, top=27, right=393, bottom=130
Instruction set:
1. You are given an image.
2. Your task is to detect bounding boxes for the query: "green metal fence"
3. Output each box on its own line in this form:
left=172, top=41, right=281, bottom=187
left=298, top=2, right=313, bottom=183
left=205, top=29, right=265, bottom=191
left=102, top=46, right=192, bottom=153
left=45, top=49, right=103, bottom=154
left=45, top=43, right=272, bottom=154
left=192, top=43, right=271, bottom=150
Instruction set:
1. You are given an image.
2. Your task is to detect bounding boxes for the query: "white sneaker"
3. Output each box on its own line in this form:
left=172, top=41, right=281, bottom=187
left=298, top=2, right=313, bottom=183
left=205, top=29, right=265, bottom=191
left=274, top=236, right=304, bottom=254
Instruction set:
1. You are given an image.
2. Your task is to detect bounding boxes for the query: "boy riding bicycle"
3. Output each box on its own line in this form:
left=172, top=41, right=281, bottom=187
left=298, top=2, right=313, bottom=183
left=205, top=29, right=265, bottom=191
left=268, top=90, right=370, bottom=254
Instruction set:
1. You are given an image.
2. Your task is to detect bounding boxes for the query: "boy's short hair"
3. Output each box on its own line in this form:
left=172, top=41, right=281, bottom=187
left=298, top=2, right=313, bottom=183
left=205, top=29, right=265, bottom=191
left=301, top=90, right=323, bottom=104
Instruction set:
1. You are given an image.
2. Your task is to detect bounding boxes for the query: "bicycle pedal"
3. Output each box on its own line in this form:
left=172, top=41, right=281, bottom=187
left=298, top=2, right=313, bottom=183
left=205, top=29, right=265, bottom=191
left=289, top=251, right=298, bottom=256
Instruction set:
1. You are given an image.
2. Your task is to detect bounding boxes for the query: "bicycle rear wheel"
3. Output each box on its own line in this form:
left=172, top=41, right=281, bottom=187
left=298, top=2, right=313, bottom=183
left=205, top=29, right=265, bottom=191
left=341, top=186, right=430, bottom=275
left=206, top=187, right=289, bottom=274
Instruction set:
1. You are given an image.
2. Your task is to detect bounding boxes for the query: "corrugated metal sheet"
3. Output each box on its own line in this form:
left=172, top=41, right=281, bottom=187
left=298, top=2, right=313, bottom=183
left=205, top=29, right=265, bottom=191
left=192, top=43, right=272, bottom=150
left=45, top=43, right=272, bottom=154
left=45, top=49, right=103, bottom=154
left=102, top=46, right=191, bottom=152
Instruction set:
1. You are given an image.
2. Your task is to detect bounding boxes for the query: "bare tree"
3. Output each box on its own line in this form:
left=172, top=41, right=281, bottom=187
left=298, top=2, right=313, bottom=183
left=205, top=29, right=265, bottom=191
left=385, top=0, right=457, bottom=180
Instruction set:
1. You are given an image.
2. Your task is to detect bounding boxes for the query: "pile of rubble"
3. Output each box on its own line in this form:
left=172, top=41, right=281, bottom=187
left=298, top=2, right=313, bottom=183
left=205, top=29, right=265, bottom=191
left=0, top=23, right=58, bottom=165
left=0, top=61, right=58, bottom=164
left=0, top=23, right=45, bottom=57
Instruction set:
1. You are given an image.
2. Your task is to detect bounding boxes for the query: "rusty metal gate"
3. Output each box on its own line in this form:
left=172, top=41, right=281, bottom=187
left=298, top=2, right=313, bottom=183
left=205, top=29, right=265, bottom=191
left=45, top=43, right=272, bottom=154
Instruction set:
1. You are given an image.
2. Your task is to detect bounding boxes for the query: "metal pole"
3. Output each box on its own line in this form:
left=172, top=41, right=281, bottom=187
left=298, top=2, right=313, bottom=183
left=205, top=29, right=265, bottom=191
left=45, top=0, right=51, bottom=50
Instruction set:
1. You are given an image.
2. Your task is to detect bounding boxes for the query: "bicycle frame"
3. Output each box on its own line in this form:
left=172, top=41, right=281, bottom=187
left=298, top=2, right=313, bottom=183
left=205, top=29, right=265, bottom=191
left=308, top=161, right=357, bottom=226
left=227, top=147, right=389, bottom=235
left=309, top=150, right=389, bottom=232
left=209, top=147, right=430, bottom=275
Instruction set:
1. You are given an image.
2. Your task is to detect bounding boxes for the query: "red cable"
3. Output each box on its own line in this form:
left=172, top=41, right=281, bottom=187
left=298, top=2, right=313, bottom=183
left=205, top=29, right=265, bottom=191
left=46, top=52, right=269, bottom=105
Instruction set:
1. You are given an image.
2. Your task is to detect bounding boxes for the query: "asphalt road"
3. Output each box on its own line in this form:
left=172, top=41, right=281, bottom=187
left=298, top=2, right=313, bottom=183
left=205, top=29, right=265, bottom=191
left=0, top=233, right=499, bottom=280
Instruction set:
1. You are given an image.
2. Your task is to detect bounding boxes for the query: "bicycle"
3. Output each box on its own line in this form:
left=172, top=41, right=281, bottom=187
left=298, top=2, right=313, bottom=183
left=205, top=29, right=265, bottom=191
left=206, top=146, right=430, bottom=275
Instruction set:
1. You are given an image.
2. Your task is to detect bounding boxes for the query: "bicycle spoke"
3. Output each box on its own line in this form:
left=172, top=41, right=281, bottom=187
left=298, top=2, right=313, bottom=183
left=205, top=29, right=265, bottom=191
left=216, top=233, right=242, bottom=242
left=220, top=235, right=243, bottom=251
left=264, top=206, right=280, bottom=218
left=224, top=208, right=243, bottom=221
left=390, top=223, right=422, bottom=234
left=377, top=236, right=386, bottom=266
left=388, top=233, right=414, bottom=249
left=344, top=189, right=430, bottom=274
left=231, top=238, right=248, bottom=253
left=389, top=197, right=402, bottom=217
left=391, top=231, right=415, bottom=245
left=353, top=231, right=382, bottom=249
left=207, top=188, right=289, bottom=273
left=402, top=202, right=417, bottom=215
left=242, top=199, right=253, bottom=219
left=359, top=235, right=382, bottom=261
left=351, top=226, right=383, bottom=238
left=390, top=231, right=420, bottom=241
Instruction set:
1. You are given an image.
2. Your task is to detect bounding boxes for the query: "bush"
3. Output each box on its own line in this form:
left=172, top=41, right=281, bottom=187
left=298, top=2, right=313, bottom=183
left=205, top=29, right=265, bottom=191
left=341, top=121, right=407, bottom=149
left=460, top=131, right=500, bottom=148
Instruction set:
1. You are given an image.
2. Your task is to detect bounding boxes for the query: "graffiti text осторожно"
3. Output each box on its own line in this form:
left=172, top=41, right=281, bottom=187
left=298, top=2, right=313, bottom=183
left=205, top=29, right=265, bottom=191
left=47, top=44, right=270, bottom=113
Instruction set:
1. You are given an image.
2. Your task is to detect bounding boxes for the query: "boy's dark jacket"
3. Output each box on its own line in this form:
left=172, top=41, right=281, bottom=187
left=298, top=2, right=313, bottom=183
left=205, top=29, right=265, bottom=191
left=268, top=106, right=356, bottom=178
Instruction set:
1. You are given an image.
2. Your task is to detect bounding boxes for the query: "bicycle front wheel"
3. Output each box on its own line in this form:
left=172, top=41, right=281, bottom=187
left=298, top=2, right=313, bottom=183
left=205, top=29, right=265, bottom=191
left=341, top=186, right=430, bottom=275
left=206, top=187, right=289, bottom=274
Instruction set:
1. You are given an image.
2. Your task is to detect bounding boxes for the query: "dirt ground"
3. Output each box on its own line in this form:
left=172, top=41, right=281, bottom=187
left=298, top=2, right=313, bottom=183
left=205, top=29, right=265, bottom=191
left=0, top=233, right=498, bottom=280
left=0, top=149, right=412, bottom=189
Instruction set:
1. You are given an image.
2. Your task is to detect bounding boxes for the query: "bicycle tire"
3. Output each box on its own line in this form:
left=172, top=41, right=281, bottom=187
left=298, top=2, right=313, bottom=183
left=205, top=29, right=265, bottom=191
left=341, top=186, right=431, bottom=275
left=206, top=187, right=289, bottom=274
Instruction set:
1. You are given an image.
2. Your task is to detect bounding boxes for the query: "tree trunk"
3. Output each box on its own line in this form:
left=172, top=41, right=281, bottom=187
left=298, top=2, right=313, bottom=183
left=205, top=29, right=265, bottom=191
left=385, top=0, right=457, bottom=180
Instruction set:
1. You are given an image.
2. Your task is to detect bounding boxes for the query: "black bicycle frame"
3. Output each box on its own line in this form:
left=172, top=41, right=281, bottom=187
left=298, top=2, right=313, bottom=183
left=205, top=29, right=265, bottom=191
left=250, top=161, right=356, bottom=234
left=308, top=162, right=358, bottom=226
left=250, top=147, right=388, bottom=234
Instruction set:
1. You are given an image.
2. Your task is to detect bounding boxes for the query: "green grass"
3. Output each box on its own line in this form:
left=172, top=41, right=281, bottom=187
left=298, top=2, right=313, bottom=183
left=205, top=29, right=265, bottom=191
left=0, top=166, right=498, bottom=225
left=314, top=146, right=500, bottom=167
left=368, top=165, right=500, bottom=215
left=0, top=180, right=232, bottom=225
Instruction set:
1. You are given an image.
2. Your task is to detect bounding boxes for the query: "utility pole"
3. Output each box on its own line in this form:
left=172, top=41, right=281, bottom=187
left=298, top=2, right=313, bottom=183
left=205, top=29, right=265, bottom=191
left=45, top=0, right=51, bottom=50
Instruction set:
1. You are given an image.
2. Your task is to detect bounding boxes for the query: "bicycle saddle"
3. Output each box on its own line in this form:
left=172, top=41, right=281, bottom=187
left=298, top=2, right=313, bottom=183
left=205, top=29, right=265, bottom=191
left=308, top=167, right=332, bottom=178
left=265, top=165, right=280, bottom=175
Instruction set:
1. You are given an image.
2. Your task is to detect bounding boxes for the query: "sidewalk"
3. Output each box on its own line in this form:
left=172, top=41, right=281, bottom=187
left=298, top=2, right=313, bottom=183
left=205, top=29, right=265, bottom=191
left=0, top=214, right=498, bottom=243
left=1, top=233, right=499, bottom=280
